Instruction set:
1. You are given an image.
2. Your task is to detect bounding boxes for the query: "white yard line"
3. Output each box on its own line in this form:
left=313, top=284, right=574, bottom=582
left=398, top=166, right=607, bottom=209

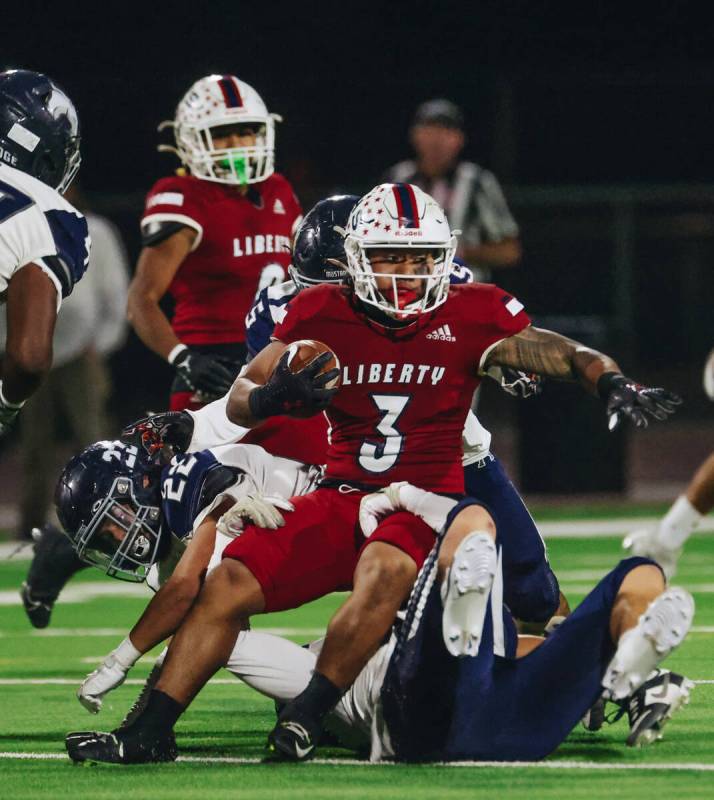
left=0, top=751, right=713, bottom=770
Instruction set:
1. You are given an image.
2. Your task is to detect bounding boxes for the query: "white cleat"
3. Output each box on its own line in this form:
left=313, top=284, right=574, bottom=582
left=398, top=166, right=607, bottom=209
left=441, top=532, right=497, bottom=657
left=602, top=587, right=695, bottom=701
left=623, top=528, right=681, bottom=580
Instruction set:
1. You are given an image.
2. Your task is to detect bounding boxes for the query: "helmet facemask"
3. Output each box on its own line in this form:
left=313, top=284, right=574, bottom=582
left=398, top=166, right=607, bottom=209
left=74, top=475, right=162, bottom=582
left=344, top=237, right=456, bottom=320
left=171, top=116, right=277, bottom=186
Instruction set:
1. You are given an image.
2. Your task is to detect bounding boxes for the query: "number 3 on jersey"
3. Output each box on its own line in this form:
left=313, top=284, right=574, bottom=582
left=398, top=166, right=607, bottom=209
left=359, top=394, right=410, bottom=474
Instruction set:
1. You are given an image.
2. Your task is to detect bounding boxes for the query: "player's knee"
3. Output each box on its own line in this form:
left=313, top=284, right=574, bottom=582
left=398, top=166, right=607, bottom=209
left=202, top=558, right=265, bottom=616
left=505, top=564, right=561, bottom=623
left=447, top=505, right=496, bottom=541
left=617, top=563, right=666, bottom=602
left=438, top=505, right=496, bottom=576
left=355, top=543, right=416, bottom=603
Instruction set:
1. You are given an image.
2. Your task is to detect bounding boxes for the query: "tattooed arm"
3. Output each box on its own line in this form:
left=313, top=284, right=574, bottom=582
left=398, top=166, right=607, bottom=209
left=483, top=325, right=681, bottom=429
left=482, top=326, right=619, bottom=395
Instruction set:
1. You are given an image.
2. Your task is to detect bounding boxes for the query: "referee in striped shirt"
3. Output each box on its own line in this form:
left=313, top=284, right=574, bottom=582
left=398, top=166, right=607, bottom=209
left=384, top=99, right=521, bottom=281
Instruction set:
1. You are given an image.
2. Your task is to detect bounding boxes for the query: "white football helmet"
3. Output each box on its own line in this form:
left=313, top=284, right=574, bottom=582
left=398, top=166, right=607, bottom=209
left=159, top=74, right=281, bottom=185
left=343, top=183, right=457, bottom=318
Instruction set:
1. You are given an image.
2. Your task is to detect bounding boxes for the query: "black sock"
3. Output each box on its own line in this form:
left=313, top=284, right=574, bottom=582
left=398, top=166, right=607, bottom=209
left=285, top=672, right=343, bottom=722
left=126, top=689, right=185, bottom=734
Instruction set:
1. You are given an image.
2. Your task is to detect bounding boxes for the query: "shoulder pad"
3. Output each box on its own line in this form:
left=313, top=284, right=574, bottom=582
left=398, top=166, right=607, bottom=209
left=161, top=450, right=245, bottom=539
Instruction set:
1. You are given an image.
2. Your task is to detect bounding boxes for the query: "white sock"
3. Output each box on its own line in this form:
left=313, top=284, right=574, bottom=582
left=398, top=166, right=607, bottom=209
left=656, top=495, right=702, bottom=549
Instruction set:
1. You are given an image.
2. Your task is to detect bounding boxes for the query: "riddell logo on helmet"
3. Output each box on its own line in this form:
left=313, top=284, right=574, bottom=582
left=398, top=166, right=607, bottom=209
left=393, top=229, right=423, bottom=237
left=0, top=146, right=18, bottom=166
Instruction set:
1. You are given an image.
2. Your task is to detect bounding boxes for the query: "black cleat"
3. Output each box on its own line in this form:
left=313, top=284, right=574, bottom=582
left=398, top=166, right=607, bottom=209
left=65, top=726, right=177, bottom=764
left=20, top=581, right=54, bottom=629
left=581, top=696, right=607, bottom=732
left=624, top=669, right=694, bottom=747
left=267, top=714, right=320, bottom=762
left=21, top=524, right=87, bottom=628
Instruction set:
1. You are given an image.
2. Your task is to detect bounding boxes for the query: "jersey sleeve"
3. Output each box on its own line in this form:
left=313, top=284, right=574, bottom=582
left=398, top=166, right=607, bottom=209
left=245, top=280, right=298, bottom=358
left=0, top=200, right=89, bottom=303
left=473, top=285, right=531, bottom=373
left=141, top=177, right=205, bottom=250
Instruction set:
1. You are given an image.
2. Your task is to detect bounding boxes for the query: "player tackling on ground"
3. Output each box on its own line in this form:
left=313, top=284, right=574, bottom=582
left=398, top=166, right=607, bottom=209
left=65, top=183, right=681, bottom=763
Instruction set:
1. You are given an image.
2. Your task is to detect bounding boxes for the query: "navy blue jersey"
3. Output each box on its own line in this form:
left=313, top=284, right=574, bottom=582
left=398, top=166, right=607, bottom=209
left=160, top=449, right=242, bottom=540
left=0, top=163, right=89, bottom=300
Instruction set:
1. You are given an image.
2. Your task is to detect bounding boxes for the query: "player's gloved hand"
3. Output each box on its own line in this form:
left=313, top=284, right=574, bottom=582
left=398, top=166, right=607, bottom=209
left=485, top=365, right=543, bottom=398
left=169, top=344, right=238, bottom=399
left=249, top=350, right=339, bottom=419
left=216, top=495, right=294, bottom=538
left=121, top=411, right=194, bottom=463
left=596, top=372, right=682, bottom=431
left=77, top=637, right=142, bottom=714
left=0, top=381, right=24, bottom=436
left=359, top=481, right=458, bottom=537
left=703, top=348, right=714, bottom=401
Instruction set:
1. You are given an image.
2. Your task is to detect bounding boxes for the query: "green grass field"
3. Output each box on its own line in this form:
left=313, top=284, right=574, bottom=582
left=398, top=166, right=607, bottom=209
left=1, top=518, right=713, bottom=799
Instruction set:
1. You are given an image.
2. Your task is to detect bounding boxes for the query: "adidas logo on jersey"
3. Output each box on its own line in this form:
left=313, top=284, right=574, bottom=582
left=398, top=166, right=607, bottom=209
left=273, top=198, right=286, bottom=214
left=426, top=324, right=456, bottom=342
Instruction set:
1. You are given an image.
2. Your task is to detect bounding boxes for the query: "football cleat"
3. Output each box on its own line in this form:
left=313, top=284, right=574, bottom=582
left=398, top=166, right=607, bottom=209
left=19, top=581, right=53, bottom=629
left=623, top=669, right=694, bottom=747
left=267, top=714, right=320, bottom=762
left=65, top=726, right=177, bottom=764
left=602, top=587, right=694, bottom=701
left=441, top=532, right=497, bottom=657
left=581, top=696, right=607, bottom=732
left=20, top=524, right=87, bottom=628
left=623, top=528, right=681, bottom=580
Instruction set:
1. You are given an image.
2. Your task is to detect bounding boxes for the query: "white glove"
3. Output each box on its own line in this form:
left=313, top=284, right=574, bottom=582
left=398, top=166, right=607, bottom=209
left=216, top=494, right=294, bottom=538
left=703, top=348, right=714, bottom=401
left=359, top=481, right=458, bottom=537
left=77, top=637, right=141, bottom=713
left=623, top=528, right=681, bottom=580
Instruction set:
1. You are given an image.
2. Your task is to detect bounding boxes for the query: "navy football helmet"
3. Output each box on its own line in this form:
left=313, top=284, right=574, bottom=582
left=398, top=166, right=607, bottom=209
left=55, top=441, right=163, bottom=582
left=289, top=194, right=359, bottom=289
left=0, top=69, right=81, bottom=192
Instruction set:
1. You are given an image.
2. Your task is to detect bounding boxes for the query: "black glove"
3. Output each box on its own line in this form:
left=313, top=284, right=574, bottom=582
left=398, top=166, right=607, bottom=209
left=597, top=372, right=682, bottom=431
left=488, top=366, right=544, bottom=398
left=249, top=350, right=340, bottom=419
left=121, top=411, right=195, bottom=463
left=170, top=346, right=237, bottom=398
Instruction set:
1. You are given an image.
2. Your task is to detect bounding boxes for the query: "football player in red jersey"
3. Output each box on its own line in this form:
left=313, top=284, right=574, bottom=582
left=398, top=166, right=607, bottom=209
left=127, top=74, right=302, bottom=410
left=70, top=184, right=680, bottom=764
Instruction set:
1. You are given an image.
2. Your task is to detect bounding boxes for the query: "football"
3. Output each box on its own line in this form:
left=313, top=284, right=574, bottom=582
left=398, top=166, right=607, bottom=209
left=285, top=339, right=341, bottom=390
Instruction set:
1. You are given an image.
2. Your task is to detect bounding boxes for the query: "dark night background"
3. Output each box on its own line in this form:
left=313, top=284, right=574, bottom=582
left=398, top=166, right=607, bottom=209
left=2, top=3, right=712, bottom=491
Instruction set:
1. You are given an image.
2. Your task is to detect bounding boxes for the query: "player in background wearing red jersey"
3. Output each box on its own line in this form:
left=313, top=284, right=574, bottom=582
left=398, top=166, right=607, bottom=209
left=68, top=184, right=680, bottom=764
left=127, top=74, right=302, bottom=410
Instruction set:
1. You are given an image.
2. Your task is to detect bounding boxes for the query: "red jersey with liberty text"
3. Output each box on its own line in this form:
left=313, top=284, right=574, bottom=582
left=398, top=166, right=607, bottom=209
left=273, top=283, right=530, bottom=493
left=141, top=173, right=302, bottom=345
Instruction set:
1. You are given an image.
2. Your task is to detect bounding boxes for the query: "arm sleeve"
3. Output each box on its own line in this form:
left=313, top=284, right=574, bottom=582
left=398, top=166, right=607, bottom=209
left=187, top=393, right=250, bottom=451
left=140, top=178, right=205, bottom=250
